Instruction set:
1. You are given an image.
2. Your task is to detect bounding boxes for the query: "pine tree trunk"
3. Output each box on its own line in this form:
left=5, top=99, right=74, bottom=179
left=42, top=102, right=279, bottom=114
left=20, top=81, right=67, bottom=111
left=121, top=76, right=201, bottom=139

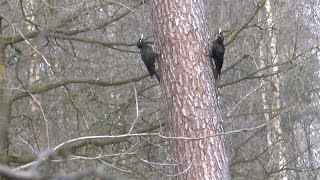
left=151, top=0, right=229, bottom=179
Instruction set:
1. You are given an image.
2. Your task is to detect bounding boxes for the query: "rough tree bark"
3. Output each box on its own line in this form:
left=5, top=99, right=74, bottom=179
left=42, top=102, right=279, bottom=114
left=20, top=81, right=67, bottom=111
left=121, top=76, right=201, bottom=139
left=151, top=0, right=229, bottom=179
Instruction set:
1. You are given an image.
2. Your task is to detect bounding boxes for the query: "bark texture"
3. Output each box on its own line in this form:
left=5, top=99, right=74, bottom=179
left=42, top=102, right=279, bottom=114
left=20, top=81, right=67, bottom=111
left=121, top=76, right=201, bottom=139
left=151, top=0, right=229, bottom=179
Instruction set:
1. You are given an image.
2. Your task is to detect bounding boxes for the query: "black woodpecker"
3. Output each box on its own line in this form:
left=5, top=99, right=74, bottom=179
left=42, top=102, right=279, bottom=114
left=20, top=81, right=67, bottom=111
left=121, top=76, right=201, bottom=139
left=137, top=34, right=160, bottom=82
left=209, top=29, right=225, bottom=80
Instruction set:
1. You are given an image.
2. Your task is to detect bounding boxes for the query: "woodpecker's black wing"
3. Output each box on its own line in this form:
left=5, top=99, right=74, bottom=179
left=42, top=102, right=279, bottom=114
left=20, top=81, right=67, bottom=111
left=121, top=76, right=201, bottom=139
left=211, top=40, right=225, bottom=77
left=209, top=32, right=225, bottom=80
left=140, top=45, right=158, bottom=79
left=137, top=39, right=160, bottom=82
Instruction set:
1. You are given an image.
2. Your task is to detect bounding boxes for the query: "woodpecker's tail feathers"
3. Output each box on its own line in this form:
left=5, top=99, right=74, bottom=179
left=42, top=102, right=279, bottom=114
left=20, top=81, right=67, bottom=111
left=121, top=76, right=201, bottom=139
left=213, top=68, right=219, bottom=80
left=154, top=72, right=160, bottom=83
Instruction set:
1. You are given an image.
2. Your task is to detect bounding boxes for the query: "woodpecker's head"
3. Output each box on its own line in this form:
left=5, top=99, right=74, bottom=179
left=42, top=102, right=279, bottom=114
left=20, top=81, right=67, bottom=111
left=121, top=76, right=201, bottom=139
left=217, top=28, right=224, bottom=44
left=137, top=33, right=144, bottom=48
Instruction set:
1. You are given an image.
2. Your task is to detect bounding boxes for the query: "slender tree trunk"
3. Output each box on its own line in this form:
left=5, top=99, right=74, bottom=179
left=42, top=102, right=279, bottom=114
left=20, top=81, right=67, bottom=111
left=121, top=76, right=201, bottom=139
left=151, top=1, right=229, bottom=179
left=259, top=30, right=270, bottom=126
left=0, top=19, right=9, bottom=165
left=264, top=0, right=287, bottom=179
left=24, top=0, right=40, bottom=111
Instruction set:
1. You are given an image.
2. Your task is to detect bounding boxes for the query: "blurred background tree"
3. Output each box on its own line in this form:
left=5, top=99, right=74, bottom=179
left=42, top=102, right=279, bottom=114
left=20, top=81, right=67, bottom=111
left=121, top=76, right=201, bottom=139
left=0, top=0, right=319, bottom=179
